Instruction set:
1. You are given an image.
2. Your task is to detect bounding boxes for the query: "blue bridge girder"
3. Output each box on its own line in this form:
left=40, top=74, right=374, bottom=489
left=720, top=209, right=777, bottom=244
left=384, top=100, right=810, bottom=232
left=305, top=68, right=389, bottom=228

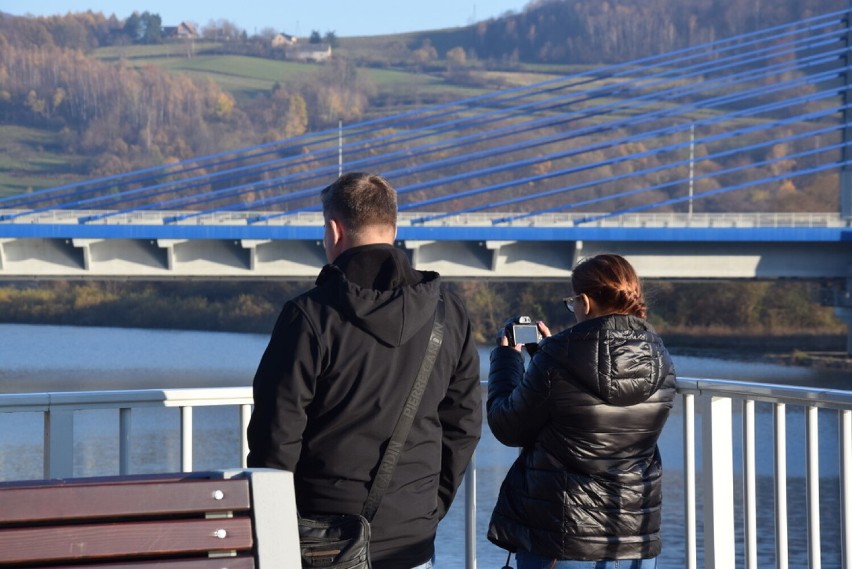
left=0, top=211, right=848, bottom=281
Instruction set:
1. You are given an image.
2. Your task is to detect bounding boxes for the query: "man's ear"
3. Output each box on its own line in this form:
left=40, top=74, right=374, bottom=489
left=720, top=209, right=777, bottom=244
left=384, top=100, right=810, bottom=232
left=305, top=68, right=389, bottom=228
left=328, top=217, right=344, bottom=247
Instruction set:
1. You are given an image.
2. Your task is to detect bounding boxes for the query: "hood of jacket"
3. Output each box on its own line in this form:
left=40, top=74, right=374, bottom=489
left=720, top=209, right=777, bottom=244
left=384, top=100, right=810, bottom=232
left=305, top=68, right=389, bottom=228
left=315, top=243, right=441, bottom=347
left=545, top=313, right=673, bottom=406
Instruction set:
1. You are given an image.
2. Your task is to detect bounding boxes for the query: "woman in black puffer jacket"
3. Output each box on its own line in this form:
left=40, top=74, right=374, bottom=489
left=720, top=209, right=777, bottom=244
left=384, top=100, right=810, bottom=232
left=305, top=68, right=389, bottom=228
left=487, top=254, right=676, bottom=569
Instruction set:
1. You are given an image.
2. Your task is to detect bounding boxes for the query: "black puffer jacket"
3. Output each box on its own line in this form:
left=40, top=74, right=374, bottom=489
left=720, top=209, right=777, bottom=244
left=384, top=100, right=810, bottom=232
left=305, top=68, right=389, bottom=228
left=487, top=314, right=676, bottom=561
left=247, top=244, right=482, bottom=569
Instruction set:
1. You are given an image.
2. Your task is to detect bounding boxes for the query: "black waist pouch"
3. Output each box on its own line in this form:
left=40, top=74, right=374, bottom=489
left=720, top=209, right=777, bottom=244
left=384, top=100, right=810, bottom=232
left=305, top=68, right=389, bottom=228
left=298, top=513, right=371, bottom=569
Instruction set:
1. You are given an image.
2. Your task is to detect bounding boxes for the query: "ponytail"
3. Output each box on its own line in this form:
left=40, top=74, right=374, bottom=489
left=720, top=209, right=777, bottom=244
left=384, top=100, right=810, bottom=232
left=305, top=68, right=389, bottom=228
left=571, top=254, right=646, bottom=318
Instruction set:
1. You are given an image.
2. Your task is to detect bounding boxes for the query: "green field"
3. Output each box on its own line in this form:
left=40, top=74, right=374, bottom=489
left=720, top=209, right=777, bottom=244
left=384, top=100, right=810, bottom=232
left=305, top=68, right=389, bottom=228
left=0, top=125, right=88, bottom=197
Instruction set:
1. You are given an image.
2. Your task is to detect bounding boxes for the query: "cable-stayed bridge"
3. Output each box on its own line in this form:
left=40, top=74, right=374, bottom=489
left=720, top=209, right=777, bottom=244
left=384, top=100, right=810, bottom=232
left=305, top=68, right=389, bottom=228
left=1, top=8, right=850, bottom=323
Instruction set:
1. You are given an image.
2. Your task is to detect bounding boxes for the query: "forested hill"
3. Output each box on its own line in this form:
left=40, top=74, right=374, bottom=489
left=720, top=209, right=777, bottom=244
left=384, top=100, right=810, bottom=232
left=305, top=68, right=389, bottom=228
left=419, top=0, right=844, bottom=64
left=1, top=1, right=841, bottom=62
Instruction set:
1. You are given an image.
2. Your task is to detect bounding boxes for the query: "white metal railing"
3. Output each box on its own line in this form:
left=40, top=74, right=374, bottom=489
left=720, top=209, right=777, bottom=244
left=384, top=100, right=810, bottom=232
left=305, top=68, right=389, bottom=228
left=0, top=209, right=847, bottom=229
left=1, top=378, right=851, bottom=569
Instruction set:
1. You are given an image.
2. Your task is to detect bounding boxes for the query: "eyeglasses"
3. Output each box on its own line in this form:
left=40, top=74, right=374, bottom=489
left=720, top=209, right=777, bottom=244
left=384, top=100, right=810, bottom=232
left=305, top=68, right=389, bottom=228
left=562, top=295, right=579, bottom=313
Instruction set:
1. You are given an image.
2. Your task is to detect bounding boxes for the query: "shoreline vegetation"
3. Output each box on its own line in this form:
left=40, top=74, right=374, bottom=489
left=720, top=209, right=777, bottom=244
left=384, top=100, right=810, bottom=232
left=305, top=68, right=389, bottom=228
left=0, top=280, right=848, bottom=370
left=664, top=330, right=850, bottom=370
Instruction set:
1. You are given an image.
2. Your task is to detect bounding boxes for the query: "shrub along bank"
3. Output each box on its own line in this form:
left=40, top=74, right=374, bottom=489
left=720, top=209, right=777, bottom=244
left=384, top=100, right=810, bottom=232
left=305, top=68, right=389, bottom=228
left=0, top=280, right=843, bottom=353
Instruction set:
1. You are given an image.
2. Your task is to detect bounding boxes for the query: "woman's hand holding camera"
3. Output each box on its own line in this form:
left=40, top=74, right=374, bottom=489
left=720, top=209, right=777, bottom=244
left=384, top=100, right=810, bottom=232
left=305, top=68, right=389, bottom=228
left=498, top=319, right=552, bottom=353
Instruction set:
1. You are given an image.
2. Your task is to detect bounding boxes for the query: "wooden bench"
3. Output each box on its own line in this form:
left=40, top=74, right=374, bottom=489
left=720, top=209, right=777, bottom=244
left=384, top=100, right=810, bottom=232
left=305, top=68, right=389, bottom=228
left=0, top=468, right=300, bottom=568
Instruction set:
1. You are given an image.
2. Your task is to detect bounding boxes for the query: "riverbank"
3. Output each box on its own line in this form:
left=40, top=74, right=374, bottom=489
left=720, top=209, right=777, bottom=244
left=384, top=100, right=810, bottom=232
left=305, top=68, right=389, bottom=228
left=663, top=331, right=851, bottom=370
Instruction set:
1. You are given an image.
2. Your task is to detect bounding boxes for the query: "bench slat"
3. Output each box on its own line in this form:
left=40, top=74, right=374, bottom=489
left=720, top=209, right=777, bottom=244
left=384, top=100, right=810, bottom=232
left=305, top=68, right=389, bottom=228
left=0, top=518, right=254, bottom=565
left=0, top=479, right=250, bottom=524
left=34, top=558, right=257, bottom=569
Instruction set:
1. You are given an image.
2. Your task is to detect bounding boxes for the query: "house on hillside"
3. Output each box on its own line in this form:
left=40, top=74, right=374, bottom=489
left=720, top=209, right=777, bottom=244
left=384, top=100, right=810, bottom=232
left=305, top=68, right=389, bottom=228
left=163, top=21, right=198, bottom=40
left=271, top=33, right=298, bottom=48
left=286, top=44, right=332, bottom=62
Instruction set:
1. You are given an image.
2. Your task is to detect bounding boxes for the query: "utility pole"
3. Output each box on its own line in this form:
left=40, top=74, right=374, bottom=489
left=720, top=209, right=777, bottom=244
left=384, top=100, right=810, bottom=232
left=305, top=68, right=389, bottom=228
left=689, top=122, right=695, bottom=220
left=338, top=120, right=343, bottom=178
left=843, top=2, right=852, bottom=221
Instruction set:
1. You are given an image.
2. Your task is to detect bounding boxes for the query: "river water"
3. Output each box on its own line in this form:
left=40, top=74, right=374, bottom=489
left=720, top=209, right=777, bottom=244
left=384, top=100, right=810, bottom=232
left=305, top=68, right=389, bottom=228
left=1, top=323, right=851, bottom=568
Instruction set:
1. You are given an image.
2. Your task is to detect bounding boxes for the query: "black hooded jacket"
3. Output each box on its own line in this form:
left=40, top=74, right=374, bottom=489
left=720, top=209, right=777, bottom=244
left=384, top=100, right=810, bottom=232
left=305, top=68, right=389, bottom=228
left=247, top=244, right=482, bottom=569
left=487, top=314, right=676, bottom=561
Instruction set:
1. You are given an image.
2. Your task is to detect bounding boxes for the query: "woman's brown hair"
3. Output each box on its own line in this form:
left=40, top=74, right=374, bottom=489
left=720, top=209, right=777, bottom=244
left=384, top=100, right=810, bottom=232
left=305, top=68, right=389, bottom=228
left=571, top=254, right=647, bottom=318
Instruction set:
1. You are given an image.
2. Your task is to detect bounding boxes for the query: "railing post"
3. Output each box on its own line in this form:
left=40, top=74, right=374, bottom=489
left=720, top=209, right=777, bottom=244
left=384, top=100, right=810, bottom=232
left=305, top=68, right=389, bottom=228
left=841, top=409, right=852, bottom=569
left=806, top=405, right=822, bottom=569
left=119, top=408, right=131, bottom=475
left=702, top=395, right=736, bottom=569
left=743, top=399, right=758, bottom=569
left=44, top=408, right=75, bottom=478
left=241, top=403, right=252, bottom=468
left=775, top=403, right=789, bottom=569
left=683, top=393, right=697, bottom=569
left=465, top=452, right=476, bottom=569
left=180, top=406, right=193, bottom=472
left=843, top=3, right=852, bottom=221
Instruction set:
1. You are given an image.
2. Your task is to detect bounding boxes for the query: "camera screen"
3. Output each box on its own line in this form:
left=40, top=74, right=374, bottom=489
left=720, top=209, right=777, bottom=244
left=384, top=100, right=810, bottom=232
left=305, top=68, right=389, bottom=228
left=512, top=324, right=540, bottom=345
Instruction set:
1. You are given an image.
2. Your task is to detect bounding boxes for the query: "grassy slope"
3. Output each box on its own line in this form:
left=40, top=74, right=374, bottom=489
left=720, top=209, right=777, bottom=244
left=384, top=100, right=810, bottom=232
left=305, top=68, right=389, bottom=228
left=1, top=36, right=563, bottom=194
left=0, top=125, right=87, bottom=198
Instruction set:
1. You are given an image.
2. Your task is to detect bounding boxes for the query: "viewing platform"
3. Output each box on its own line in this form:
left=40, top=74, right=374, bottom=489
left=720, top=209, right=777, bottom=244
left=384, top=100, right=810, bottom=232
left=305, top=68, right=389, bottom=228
left=1, top=377, right=850, bottom=568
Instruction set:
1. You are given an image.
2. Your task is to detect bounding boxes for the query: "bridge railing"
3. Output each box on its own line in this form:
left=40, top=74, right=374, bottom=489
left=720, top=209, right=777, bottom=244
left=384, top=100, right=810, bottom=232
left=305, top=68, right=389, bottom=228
left=1, top=378, right=850, bottom=569
left=0, top=209, right=846, bottom=228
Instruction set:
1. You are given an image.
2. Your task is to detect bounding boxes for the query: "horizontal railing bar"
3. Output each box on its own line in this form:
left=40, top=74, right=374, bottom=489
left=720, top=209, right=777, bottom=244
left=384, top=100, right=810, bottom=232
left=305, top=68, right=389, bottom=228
left=3, top=379, right=851, bottom=413
left=0, top=210, right=847, bottom=228
left=676, top=378, right=852, bottom=409
left=0, top=388, right=253, bottom=413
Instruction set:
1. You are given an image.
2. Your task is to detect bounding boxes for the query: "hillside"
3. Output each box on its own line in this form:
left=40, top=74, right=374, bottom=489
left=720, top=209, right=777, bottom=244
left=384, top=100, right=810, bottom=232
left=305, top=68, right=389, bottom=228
left=0, top=0, right=843, bottom=213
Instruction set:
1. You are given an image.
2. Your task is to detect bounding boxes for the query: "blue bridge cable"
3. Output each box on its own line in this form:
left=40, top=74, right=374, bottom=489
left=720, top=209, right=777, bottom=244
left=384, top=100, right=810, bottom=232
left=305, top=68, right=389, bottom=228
left=412, top=111, right=850, bottom=225
left=6, top=13, right=844, bottom=217
left=0, top=65, right=585, bottom=209
left=144, top=23, right=852, bottom=216
left=87, top=33, right=832, bottom=220
left=189, top=50, right=849, bottom=223
left=0, top=127, right=347, bottom=209
left=2, top=8, right=844, bottom=213
left=242, top=82, right=847, bottom=224
left=407, top=101, right=849, bottom=223
left=481, top=121, right=850, bottom=225
left=1, top=9, right=848, bottom=218
left=76, top=40, right=848, bottom=221
left=572, top=155, right=852, bottom=226
left=388, top=72, right=849, bottom=212
left=193, top=23, right=852, bottom=213
left=491, top=140, right=851, bottom=225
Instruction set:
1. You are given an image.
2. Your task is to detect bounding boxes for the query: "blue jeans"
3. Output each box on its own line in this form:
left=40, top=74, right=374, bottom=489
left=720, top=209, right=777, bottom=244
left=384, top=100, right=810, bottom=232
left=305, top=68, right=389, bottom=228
left=516, top=551, right=657, bottom=569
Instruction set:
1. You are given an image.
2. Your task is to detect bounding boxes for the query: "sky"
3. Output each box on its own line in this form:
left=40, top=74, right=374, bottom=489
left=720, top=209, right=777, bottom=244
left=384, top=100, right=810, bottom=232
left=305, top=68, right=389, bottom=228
left=3, top=1, right=529, bottom=37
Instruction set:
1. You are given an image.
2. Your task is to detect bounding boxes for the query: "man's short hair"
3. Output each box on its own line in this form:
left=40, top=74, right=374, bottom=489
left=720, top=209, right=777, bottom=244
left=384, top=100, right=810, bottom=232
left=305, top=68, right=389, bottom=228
left=321, top=172, right=397, bottom=235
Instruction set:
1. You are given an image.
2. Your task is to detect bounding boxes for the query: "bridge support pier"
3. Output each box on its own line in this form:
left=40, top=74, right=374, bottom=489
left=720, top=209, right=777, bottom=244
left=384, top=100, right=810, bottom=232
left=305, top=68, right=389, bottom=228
left=838, top=307, right=852, bottom=355
left=835, top=265, right=852, bottom=355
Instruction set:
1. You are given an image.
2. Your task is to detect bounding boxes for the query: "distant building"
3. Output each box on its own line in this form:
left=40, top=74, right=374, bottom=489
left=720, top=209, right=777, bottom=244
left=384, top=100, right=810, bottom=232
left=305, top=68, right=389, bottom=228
left=163, top=22, right=198, bottom=40
left=286, top=44, right=332, bottom=62
left=271, top=33, right=298, bottom=48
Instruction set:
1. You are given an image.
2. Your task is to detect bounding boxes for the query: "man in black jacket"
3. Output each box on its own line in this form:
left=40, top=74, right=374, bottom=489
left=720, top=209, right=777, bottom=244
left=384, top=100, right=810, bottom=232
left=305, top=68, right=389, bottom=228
left=247, top=172, right=482, bottom=569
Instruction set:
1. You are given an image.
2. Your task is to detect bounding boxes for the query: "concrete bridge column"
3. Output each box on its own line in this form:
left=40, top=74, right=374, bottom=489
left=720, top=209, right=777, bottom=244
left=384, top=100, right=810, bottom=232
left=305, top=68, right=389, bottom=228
left=838, top=264, right=852, bottom=355
left=71, top=239, right=103, bottom=271
left=840, top=308, right=852, bottom=355
left=0, top=238, right=10, bottom=270
left=240, top=239, right=272, bottom=271
left=156, top=239, right=187, bottom=271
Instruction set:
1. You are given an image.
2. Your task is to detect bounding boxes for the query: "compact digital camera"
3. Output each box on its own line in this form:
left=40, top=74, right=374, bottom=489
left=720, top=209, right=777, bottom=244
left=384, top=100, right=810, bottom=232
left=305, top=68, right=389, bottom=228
left=505, top=315, right=541, bottom=346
